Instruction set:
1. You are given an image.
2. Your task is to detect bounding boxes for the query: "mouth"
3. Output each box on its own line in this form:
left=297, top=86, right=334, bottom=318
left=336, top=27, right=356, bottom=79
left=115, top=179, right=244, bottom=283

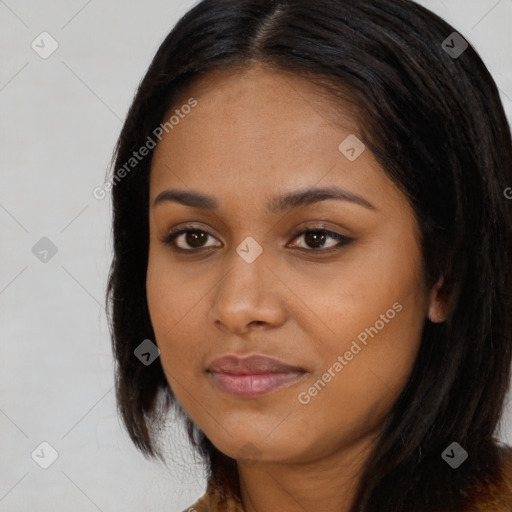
left=207, top=371, right=307, bottom=398
left=206, top=354, right=308, bottom=398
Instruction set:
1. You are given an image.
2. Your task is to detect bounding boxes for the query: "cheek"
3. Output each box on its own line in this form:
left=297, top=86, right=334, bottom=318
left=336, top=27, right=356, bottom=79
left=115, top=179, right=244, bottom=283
left=289, top=242, right=427, bottom=433
left=146, top=247, right=203, bottom=333
left=284, top=234, right=426, bottom=358
left=146, top=252, right=195, bottom=369
left=288, top=297, right=425, bottom=460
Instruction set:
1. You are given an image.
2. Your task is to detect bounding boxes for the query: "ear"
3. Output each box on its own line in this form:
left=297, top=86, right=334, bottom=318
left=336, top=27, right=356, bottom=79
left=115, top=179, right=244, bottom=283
left=427, top=276, right=448, bottom=323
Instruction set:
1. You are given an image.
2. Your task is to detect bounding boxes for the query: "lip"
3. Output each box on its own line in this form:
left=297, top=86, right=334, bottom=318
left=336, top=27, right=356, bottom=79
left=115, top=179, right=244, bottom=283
left=206, top=354, right=308, bottom=398
left=207, top=354, right=306, bottom=374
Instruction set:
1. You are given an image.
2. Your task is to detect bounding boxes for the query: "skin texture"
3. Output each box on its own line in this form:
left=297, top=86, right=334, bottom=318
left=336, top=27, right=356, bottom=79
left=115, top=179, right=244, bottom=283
left=146, top=64, right=446, bottom=512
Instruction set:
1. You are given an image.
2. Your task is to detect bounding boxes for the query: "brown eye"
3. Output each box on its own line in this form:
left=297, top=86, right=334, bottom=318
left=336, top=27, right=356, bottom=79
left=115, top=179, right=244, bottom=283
left=288, top=229, right=354, bottom=252
left=164, top=227, right=221, bottom=251
left=163, top=225, right=354, bottom=254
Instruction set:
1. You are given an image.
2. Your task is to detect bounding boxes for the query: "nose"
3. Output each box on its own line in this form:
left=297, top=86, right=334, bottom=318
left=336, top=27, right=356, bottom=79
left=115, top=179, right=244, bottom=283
left=208, top=249, right=288, bottom=335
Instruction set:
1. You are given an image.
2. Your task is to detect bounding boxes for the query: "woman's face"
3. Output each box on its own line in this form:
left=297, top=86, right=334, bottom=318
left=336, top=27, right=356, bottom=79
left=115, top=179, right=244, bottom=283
left=146, top=65, right=443, bottom=467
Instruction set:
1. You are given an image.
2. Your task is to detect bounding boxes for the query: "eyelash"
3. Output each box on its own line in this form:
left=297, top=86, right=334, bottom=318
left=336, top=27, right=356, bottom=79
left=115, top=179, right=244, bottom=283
left=162, top=223, right=355, bottom=255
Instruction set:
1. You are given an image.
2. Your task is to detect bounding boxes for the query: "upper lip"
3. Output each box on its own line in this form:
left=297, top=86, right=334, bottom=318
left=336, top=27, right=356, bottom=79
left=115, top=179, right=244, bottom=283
left=207, top=354, right=307, bottom=375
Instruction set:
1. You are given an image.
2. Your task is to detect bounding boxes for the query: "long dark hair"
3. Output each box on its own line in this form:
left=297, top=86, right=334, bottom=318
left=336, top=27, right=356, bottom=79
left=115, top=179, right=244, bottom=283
left=105, top=0, right=512, bottom=510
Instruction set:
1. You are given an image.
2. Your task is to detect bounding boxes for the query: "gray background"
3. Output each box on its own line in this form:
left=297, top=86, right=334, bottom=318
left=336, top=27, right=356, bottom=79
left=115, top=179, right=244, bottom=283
left=1, top=1, right=511, bottom=511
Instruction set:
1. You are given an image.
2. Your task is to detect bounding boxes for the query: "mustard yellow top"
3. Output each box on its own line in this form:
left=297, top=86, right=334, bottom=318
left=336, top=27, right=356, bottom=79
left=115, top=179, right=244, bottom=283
left=181, top=480, right=245, bottom=512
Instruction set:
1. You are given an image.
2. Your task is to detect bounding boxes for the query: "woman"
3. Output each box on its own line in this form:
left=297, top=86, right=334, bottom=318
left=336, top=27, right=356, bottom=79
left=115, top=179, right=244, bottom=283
left=105, top=0, right=512, bottom=510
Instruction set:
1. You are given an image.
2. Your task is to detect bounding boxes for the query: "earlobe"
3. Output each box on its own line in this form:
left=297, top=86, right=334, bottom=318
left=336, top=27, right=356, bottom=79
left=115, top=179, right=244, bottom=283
left=427, top=276, right=447, bottom=323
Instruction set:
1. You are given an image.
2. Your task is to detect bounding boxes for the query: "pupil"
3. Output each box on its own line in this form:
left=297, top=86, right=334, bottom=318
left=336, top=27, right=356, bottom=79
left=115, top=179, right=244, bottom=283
left=186, top=230, right=207, bottom=248
left=305, top=231, right=325, bottom=249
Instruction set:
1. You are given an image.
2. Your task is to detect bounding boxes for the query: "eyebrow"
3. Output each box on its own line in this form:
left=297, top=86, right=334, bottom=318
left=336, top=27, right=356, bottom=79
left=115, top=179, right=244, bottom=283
left=152, top=185, right=376, bottom=213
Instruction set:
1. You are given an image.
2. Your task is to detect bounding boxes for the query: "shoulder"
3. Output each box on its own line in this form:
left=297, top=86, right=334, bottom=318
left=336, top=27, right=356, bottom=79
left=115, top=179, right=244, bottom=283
left=179, top=492, right=209, bottom=512
left=468, top=443, right=512, bottom=511
left=180, top=481, right=245, bottom=512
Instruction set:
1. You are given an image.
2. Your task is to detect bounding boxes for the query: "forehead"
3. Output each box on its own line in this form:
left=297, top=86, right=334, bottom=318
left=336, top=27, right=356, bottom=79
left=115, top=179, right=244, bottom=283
left=149, top=65, right=394, bottom=213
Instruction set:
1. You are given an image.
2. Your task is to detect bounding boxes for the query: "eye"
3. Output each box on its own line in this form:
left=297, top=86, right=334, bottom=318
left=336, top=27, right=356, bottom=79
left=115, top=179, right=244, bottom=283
left=163, top=224, right=221, bottom=252
left=287, top=226, right=354, bottom=252
left=163, top=224, right=355, bottom=254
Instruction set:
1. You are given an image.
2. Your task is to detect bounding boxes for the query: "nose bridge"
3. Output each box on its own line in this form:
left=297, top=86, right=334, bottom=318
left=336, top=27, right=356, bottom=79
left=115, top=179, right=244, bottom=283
left=219, top=241, right=271, bottom=305
left=210, top=241, right=287, bottom=331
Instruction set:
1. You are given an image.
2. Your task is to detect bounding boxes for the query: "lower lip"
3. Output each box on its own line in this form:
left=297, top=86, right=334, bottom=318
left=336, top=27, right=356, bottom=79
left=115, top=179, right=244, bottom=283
left=208, top=371, right=306, bottom=398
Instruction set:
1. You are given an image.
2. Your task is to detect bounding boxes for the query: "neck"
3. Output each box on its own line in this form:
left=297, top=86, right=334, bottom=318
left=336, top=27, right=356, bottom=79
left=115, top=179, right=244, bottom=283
left=237, top=433, right=377, bottom=512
